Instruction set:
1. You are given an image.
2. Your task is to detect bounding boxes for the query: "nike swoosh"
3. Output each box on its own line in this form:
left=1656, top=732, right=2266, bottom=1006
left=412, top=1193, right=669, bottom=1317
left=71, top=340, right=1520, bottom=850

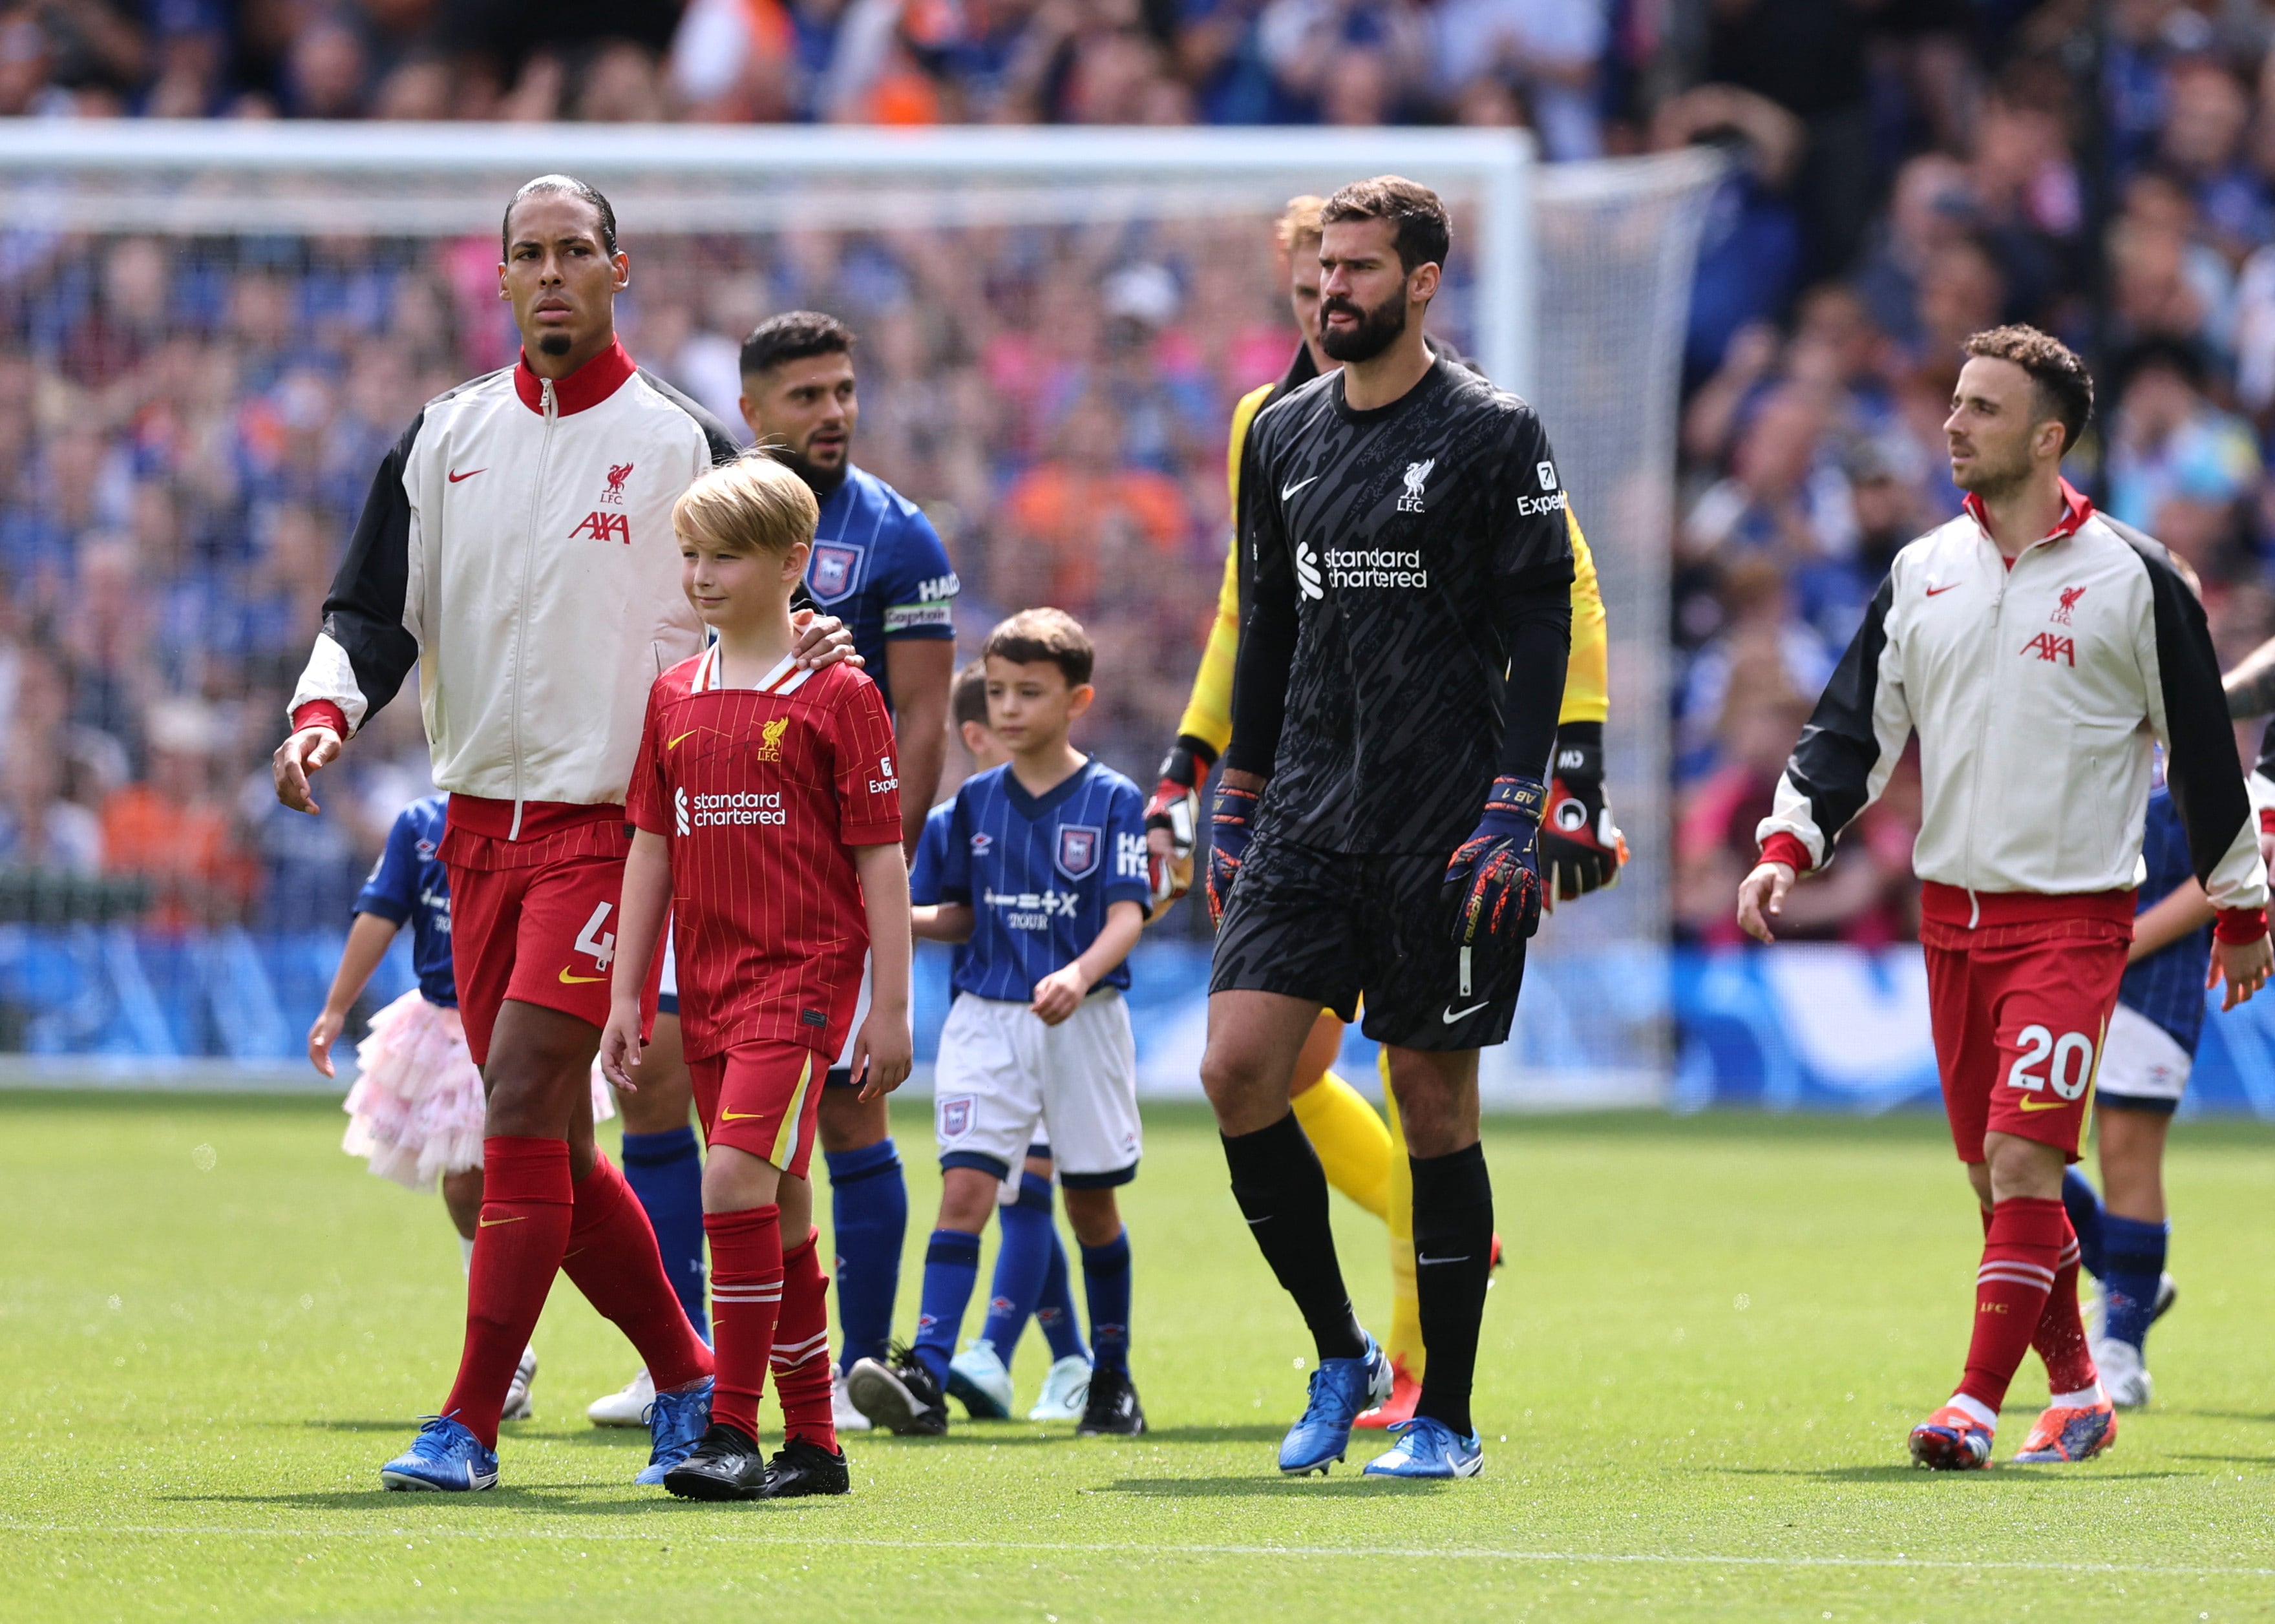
left=666, top=729, right=700, bottom=749
left=719, top=1108, right=763, bottom=1123
left=1280, top=476, right=1320, bottom=501
left=449, top=468, right=487, bottom=483
left=1416, top=1254, right=1472, bottom=1266
left=558, top=967, right=606, bottom=984
left=1925, top=583, right=1959, bottom=596
left=478, top=1214, right=525, bottom=1228
left=2017, top=1096, right=2071, bottom=1112
left=1443, top=1000, right=1490, bottom=1024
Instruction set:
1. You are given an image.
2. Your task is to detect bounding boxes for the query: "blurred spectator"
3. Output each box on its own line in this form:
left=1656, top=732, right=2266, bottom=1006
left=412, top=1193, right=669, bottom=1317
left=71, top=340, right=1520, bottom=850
left=1428, top=0, right=1604, bottom=159
left=0, top=722, right=100, bottom=877
left=99, top=697, right=253, bottom=927
left=2106, top=341, right=2261, bottom=556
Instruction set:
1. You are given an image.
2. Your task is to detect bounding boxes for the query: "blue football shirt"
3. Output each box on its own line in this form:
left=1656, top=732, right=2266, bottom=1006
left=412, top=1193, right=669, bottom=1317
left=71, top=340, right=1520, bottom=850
left=935, top=760, right=1152, bottom=1000
left=2120, top=782, right=2212, bottom=1055
left=802, top=464, right=957, bottom=711
left=355, top=795, right=456, bottom=1007
left=909, top=797, right=968, bottom=982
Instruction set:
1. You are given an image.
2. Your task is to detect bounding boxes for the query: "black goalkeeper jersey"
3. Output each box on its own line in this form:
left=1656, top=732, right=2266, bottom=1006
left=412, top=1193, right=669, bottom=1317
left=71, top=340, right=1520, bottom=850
left=1223, top=351, right=1575, bottom=856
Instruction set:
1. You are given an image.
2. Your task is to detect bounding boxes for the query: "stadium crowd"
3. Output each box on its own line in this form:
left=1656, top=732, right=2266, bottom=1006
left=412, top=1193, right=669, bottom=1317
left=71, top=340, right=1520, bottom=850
left=6, top=0, right=2275, bottom=954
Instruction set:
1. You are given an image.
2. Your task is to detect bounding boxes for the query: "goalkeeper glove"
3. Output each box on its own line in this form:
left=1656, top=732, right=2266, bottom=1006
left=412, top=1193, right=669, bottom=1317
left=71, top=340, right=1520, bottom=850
left=1540, top=728, right=1629, bottom=911
left=1205, top=779, right=1258, bottom=930
left=1444, top=775, right=1546, bottom=988
left=1145, top=737, right=1209, bottom=905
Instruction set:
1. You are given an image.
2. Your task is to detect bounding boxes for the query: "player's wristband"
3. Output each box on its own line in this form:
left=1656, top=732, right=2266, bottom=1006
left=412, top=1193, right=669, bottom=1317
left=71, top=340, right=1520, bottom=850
left=292, top=700, right=348, bottom=739
left=1758, top=832, right=1812, bottom=875
left=2216, top=906, right=2268, bottom=945
left=1551, top=724, right=1603, bottom=790
left=2259, top=807, right=2275, bottom=838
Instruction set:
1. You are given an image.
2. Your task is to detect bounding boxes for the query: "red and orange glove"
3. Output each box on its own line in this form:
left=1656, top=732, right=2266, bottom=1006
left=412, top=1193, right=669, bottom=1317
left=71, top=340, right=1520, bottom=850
left=1540, top=728, right=1629, bottom=910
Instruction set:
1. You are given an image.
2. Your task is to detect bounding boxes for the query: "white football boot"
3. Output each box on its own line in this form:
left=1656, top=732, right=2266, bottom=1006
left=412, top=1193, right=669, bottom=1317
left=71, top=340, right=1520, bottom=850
left=832, top=1367, right=874, bottom=1432
left=2092, top=1336, right=2153, bottom=1409
left=500, top=1345, right=538, bottom=1422
left=1026, top=1354, right=1092, bottom=1422
left=586, top=1366, right=654, bottom=1429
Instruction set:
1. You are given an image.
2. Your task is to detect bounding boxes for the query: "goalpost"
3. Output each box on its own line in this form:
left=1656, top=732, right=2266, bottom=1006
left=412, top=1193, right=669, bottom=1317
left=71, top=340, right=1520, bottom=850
left=0, top=122, right=1715, bottom=1102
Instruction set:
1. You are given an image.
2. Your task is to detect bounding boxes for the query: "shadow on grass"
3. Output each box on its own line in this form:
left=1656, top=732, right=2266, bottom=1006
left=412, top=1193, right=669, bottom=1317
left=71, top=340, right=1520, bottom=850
left=298, top=1418, right=425, bottom=1433
left=156, top=1488, right=686, bottom=1512
left=1704, top=1464, right=2191, bottom=1484
left=2167, top=1453, right=2275, bottom=1468
left=1098, top=1475, right=1439, bottom=1498
left=2164, top=1410, right=2275, bottom=1426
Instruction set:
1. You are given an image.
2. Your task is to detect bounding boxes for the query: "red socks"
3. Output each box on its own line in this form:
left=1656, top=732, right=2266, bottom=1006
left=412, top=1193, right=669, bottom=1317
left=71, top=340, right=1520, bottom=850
left=444, top=1136, right=573, bottom=1448
left=560, top=1152, right=714, bottom=1393
left=2031, top=1221, right=2099, bottom=1397
left=705, top=1205, right=785, bottom=1440
left=773, top=1228, right=838, bottom=1451
left=1958, top=1196, right=2068, bottom=1414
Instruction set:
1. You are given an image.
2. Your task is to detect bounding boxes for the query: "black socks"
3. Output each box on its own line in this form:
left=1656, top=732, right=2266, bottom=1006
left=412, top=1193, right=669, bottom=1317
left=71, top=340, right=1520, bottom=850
left=1410, top=1141, right=1494, bottom=1438
left=1222, top=1111, right=1366, bottom=1362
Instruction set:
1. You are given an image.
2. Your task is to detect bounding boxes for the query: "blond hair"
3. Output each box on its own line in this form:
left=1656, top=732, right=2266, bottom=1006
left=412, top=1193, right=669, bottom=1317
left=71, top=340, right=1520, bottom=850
left=1275, top=195, right=1326, bottom=255
left=672, top=452, right=820, bottom=557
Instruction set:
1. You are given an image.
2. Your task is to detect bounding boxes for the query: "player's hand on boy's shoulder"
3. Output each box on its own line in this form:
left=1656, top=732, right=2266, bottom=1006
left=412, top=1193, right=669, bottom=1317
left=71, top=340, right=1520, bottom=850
left=852, top=1006, right=913, bottom=1101
left=597, top=1003, right=644, bottom=1092
left=790, top=609, right=862, bottom=670
left=1031, top=963, right=1090, bottom=1026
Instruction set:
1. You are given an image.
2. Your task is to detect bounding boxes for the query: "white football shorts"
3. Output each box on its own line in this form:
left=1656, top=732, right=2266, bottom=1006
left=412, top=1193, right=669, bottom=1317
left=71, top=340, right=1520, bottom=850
left=2095, top=1002, right=2192, bottom=1112
left=933, top=989, right=1141, bottom=1185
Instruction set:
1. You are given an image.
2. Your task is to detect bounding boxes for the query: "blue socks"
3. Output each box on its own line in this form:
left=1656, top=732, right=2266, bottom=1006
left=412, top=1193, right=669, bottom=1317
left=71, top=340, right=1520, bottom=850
left=1080, top=1229, right=1132, bottom=1373
left=2101, top=1214, right=2170, bottom=1351
left=2061, top=1168, right=2105, bottom=1278
left=911, top=1228, right=981, bottom=1389
left=825, top=1137, right=908, bottom=1374
left=979, top=1174, right=1057, bottom=1357
left=1036, top=1212, right=1087, bottom=1362
left=619, top=1126, right=708, bottom=1340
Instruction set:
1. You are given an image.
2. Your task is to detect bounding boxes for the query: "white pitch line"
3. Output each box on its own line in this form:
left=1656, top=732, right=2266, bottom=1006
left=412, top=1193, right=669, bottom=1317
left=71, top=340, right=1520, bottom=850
left=4, top=1522, right=2273, bottom=1579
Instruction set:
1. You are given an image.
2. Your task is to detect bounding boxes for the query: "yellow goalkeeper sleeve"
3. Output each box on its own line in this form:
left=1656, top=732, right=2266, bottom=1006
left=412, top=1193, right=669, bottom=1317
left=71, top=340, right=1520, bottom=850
left=1289, top=1068, right=1391, bottom=1223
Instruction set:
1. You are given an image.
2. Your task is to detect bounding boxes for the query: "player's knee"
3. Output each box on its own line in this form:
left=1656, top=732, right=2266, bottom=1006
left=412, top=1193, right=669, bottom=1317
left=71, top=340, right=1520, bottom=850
left=816, top=1085, right=887, bottom=1152
left=1199, top=1039, right=1275, bottom=1118
left=1062, top=1187, right=1121, bottom=1248
left=936, top=1166, right=997, bottom=1232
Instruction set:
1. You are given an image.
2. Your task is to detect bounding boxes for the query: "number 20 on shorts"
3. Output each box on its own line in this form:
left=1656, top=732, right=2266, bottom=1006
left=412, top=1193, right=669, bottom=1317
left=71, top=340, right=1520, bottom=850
left=2006, top=1024, right=2095, bottom=1102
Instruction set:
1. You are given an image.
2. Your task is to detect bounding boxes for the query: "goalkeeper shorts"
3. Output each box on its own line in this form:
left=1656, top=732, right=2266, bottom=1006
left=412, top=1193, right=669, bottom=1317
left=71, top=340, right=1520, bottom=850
left=1209, top=832, right=1523, bottom=1051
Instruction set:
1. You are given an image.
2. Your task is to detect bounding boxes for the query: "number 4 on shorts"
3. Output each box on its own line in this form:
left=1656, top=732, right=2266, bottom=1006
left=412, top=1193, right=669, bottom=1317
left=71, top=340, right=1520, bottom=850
left=2007, top=1024, right=2093, bottom=1101
left=576, top=902, right=617, bottom=973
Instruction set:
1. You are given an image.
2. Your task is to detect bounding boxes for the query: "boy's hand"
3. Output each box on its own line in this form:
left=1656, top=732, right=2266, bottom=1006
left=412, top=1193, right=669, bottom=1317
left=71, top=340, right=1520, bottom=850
left=1031, top=963, right=1090, bottom=1026
left=598, top=1002, right=644, bottom=1092
left=851, top=1004, right=913, bottom=1101
left=307, top=1007, right=346, bottom=1079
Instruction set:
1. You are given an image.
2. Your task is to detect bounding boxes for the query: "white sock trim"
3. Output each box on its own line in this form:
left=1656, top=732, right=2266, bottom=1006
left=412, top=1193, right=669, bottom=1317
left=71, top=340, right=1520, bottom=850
left=2051, top=1382, right=2106, bottom=1408
left=460, top=1234, right=476, bottom=1274
left=1947, top=1393, right=1997, bottom=1428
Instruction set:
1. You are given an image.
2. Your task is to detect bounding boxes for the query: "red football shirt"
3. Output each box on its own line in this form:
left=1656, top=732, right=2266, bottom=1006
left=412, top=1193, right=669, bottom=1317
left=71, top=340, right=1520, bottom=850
left=627, top=646, right=903, bottom=1061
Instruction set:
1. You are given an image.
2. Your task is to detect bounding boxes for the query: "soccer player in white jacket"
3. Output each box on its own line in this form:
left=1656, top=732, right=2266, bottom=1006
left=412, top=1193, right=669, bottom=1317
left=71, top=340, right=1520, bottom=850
left=271, top=176, right=853, bottom=1493
left=1737, top=325, right=2270, bottom=1470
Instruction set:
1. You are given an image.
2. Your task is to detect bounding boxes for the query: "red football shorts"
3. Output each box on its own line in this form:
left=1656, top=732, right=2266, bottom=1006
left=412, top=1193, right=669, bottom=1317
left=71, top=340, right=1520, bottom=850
left=1923, top=917, right=2129, bottom=1164
left=690, top=1041, right=829, bottom=1179
left=445, top=821, right=659, bottom=1068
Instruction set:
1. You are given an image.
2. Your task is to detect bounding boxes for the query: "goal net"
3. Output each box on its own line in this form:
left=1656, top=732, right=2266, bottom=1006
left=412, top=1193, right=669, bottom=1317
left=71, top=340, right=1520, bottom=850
left=0, top=123, right=1716, bottom=1101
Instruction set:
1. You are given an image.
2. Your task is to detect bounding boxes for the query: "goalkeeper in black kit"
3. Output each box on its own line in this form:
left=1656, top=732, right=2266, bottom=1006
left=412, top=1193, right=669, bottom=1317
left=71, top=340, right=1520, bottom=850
left=1198, top=176, right=1573, bottom=1481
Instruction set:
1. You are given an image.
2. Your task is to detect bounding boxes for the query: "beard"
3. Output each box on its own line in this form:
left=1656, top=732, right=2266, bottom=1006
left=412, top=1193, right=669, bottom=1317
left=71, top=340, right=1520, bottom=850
left=1318, top=288, right=1408, bottom=363
left=776, top=440, right=848, bottom=498
left=1950, top=441, right=2032, bottom=498
left=537, top=331, right=573, bottom=357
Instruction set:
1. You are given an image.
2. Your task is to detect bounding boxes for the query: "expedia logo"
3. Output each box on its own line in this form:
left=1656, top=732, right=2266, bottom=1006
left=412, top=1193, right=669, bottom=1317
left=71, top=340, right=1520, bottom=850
left=1514, top=490, right=1569, bottom=518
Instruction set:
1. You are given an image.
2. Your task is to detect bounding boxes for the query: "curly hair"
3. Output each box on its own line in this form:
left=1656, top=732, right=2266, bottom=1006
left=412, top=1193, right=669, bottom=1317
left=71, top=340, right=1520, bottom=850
left=1963, top=324, right=2095, bottom=454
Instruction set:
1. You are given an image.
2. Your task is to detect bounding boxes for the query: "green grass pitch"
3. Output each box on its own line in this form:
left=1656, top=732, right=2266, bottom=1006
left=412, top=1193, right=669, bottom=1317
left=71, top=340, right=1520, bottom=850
left=5, top=1092, right=2274, bottom=1621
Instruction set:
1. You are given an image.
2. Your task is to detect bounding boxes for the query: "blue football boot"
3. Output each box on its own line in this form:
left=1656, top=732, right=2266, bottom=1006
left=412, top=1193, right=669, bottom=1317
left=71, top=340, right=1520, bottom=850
left=1278, top=1332, right=1392, bottom=1475
left=635, top=1376, right=714, bottom=1485
left=379, top=1414, right=498, bottom=1492
left=1363, top=1416, right=1484, bottom=1479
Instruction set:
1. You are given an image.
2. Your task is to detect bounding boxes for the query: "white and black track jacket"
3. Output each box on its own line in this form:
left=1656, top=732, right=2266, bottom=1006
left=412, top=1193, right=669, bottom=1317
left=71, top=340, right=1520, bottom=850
left=1758, top=486, right=2269, bottom=920
left=290, top=342, right=808, bottom=828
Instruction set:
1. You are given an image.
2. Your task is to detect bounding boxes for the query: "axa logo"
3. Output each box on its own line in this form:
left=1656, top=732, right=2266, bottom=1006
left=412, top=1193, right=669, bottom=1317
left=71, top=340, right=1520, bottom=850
left=571, top=511, right=631, bottom=543
left=2021, top=631, right=2075, bottom=667
left=2052, top=585, right=2086, bottom=624
left=1398, top=457, right=1435, bottom=513
left=674, top=786, right=690, bottom=836
left=602, top=461, right=633, bottom=505
left=755, top=716, right=790, bottom=763
left=1294, top=538, right=1323, bottom=600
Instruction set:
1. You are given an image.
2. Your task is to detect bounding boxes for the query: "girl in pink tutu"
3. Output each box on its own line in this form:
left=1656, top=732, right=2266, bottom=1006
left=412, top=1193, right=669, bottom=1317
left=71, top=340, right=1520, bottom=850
left=308, top=794, right=615, bottom=1422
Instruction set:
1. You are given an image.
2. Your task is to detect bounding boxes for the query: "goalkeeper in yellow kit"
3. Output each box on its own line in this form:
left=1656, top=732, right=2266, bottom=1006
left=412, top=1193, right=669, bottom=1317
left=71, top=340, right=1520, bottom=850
left=1145, top=195, right=1625, bottom=1426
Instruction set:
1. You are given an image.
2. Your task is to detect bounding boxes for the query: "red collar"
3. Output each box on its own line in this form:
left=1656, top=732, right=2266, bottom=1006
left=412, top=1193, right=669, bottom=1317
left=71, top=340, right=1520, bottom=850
left=1962, top=476, right=2093, bottom=549
left=514, top=338, right=636, bottom=416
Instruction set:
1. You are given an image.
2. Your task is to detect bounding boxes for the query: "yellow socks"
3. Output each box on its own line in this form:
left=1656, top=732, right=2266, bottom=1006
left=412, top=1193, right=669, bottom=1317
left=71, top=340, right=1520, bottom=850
left=1291, top=1068, right=1392, bottom=1221
left=1381, top=1053, right=1424, bottom=1376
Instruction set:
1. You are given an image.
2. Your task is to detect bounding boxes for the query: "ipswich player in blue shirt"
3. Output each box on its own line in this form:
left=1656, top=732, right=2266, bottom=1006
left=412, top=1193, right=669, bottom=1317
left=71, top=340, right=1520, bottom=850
left=2062, top=770, right=2212, bottom=1409
left=721, top=310, right=960, bottom=1433
left=847, top=610, right=1152, bottom=1438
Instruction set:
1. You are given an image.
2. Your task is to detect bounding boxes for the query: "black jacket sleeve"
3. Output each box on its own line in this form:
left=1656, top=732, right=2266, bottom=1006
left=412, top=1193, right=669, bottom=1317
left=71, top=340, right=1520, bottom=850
left=1223, top=417, right=1295, bottom=779
left=317, top=412, right=425, bottom=726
